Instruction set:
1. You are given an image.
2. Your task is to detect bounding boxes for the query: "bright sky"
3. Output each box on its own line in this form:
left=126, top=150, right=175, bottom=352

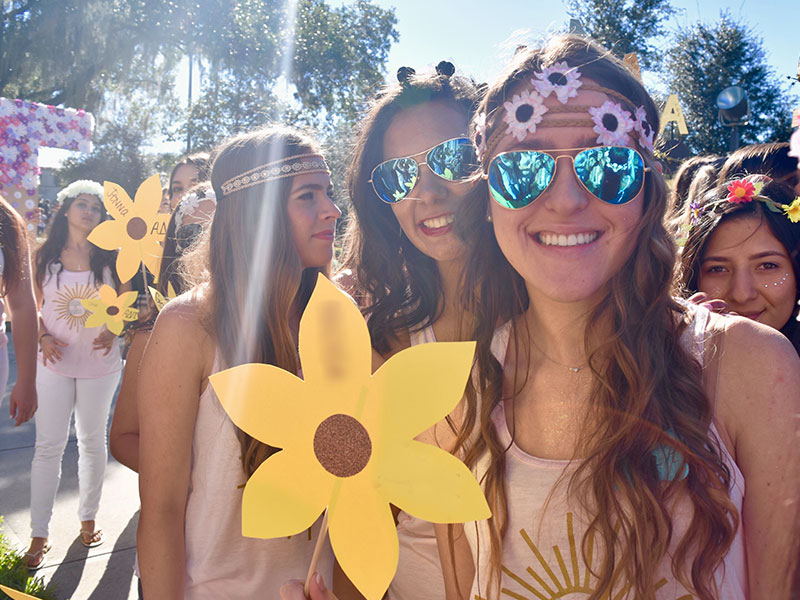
left=354, top=0, right=799, bottom=92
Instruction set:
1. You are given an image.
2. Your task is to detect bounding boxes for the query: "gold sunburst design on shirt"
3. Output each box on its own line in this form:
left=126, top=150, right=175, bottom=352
left=479, top=512, right=693, bottom=600
left=51, top=282, right=97, bottom=331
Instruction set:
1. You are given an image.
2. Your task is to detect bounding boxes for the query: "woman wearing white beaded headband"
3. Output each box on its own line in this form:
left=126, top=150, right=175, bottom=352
left=137, top=126, right=340, bottom=598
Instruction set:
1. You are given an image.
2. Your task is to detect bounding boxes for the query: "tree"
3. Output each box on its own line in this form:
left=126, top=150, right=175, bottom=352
left=565, top=0, right=676, bottom=69
left=172, top=0, right=399, bottom=149
left=662, top=13, right=795, bottom=155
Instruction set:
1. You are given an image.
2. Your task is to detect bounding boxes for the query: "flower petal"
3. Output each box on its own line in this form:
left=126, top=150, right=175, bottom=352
left=116, top=246, right=142, bottom=284
left=81, top=298, right=103, bottom=313
left=133, top=173, right=164, bottom=218
left=87, top=219, right=123, bottom=251
left=241, top=449, right=332, bottom=539
left=209, top=363, right=318, bottom=451
left=379, top=440, right=490, bottom=523
left=84, top=312, right=107, bottom=329
left=98, top=284, right=117, bottom=305
left=298, top=274, right=372, bottom=386
left=371, top=341, right=476, bottom=441
left=329, top=477, right=398, bottom=600
left=118, top=290, right=139, bottom=309
left=106, top=318, right=123, bottom=336
left=101, top=181, right=133, bottom=222
left=0, top=583, right=42, bottom=600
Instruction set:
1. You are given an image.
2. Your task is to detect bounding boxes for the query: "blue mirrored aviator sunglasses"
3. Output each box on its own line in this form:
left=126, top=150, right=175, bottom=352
left=369, top=137, right=477, bottom=204
left=486, top=146, right=648, bottom=210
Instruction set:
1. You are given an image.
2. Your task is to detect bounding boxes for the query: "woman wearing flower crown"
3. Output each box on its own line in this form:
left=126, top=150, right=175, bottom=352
left=440, top=35, right=799, bottom=600
left=0, top=194, right=38, bottom=427
left=137, top=126, right=341, bottom=598
left=678, top=176, right=800, bottom=355
left=26, top=180, right=123, bottom=570
left=336, top=62, right=482, bottom=599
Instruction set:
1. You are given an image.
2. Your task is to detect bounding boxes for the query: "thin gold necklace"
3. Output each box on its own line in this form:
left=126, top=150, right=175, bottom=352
left=529, top=336, right=587, bottom=374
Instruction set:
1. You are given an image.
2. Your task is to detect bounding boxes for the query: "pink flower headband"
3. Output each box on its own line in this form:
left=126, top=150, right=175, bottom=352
left=473, top=62, right=655, bottom=165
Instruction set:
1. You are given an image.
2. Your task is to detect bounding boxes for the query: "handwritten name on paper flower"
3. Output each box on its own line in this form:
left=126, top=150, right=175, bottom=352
left=87, top=175, right=169, bottom=283
left=148, top=282, right=177, bottom=312
left=209, top=275, right=490, bottom=600
left=81, top=284, right=138, bottom=335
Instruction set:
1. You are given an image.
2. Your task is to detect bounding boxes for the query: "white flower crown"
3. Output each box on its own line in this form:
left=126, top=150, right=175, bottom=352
left=56, top=179, right=103, bottom=204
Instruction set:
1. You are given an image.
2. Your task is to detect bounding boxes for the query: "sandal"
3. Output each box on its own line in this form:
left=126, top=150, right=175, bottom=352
left=80, top=529, right=104, bottom=548
left=24, top=544, right=51, bottom=571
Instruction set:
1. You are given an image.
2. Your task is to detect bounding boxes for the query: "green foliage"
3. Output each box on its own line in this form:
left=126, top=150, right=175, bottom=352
left=662, top=12, right=795, bottom=155
left=59, top=121, right=156, bottom=197
left=565, top=0, right=676, bottom=68
left=0, top=518, right=57, bottom=600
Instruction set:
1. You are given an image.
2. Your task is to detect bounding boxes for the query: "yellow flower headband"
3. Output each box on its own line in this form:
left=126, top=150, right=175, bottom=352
left=220, top=153, right=330, bottom=197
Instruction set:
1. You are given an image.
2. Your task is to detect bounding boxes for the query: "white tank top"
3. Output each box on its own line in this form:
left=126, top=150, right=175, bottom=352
left=183, top=352, right=334, bottom=599
left=466, top=308, right=747, bottom=599
left=0, top=249, right=7, bottom=350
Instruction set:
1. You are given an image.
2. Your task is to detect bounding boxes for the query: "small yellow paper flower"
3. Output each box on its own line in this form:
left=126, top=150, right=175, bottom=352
left=784, top=197, right=800, bottom=223
left=81, top=284, right=138, bottom=335
left=87, top=174, right=170, bottom=284
left=148, top=282, right=177, bottom=312
left=210, top=274, right=490, bottom=600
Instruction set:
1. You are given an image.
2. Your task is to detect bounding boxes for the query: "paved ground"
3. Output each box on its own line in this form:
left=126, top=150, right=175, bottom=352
left=0, top=335, right=140, bottom=599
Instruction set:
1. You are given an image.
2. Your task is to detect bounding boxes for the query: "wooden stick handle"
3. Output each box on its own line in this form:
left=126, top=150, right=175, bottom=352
left=304, top=509, right=329, bottom=597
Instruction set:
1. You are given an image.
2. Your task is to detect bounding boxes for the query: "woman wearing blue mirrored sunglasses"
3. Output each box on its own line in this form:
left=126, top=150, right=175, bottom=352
left=438, top=35, right=800, bottom=600
left=334, top=63, right=483, bottom=600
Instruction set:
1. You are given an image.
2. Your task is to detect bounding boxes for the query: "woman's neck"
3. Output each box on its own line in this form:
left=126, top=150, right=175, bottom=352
left=521, top=292, right=596, bottom=367
left=64, top=228, right=91, bottom=251
left=432, top=257, right=469, bottom=342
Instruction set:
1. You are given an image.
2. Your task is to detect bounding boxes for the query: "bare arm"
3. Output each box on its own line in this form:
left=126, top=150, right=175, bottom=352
left=714, top=317, right=800, bottom=600
left=435, top=523, right=474, bottom=600
left=6, top=238, right=37, bottom=426
left=109, top=328, right=150, bottom=472
left=137, top=298, right=211, bottom=599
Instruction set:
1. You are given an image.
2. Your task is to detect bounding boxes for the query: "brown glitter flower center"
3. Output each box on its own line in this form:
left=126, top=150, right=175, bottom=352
left=313, top=414, right=372, bottom=478
left=126, top=217, right=147, bottom=240
left=106, top=305, right=120, bottom=316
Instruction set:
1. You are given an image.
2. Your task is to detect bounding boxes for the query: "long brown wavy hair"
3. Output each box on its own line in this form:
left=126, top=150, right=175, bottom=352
left=204, top=126, right=326, bottom=477
left=0, top=195, right=27, bottom=295
left=455, top=35, right=738, bottom=600
left=338, top=66, right=481, bottom=355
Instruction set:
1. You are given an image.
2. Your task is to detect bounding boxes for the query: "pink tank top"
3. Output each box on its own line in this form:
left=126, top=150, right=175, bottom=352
left=183, top=352, right=333, bottom=599
left=466, top=309, right=747, bottom=599
left=37, top=265, right=121, bottom=378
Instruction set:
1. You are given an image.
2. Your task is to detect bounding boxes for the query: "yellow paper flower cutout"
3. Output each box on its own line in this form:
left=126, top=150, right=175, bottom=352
left=784, top=197, right=800, bottom=223
left=209, top=274, right=490, bottom=600
left=81, top=284, right=139, bottom=335
left=148, top=282, right=177, bottom=312
left=0, top=584, right=40, bottom=600
left=87, top=174, right=170, bottom=284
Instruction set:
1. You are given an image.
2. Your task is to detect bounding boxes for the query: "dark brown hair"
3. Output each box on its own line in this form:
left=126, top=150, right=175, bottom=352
left=205, top=125, right=326, bottom=477
left=0, top=195, right=28, bottom=295
left=457, top=34, right=738, bottom=600
left=677, top=178, right=800, bottom=352
left=669, top=155, right=724, bottom=217
left=719, top=142, right=800, bottom=189
left=338, top=67, right=481, bottom=354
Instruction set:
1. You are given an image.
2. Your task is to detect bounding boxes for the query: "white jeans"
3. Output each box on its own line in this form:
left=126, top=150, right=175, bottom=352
left=30, top=366, right=120, bottom=538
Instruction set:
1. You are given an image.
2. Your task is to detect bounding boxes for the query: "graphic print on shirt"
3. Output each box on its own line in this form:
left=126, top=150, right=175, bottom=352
left=50, top=282, right=98, bottom=330
left=477, top=512, right=693, bottom=600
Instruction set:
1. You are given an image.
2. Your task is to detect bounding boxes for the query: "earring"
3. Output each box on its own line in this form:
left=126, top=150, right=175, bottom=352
left=486, top=212, right=493, bottom=223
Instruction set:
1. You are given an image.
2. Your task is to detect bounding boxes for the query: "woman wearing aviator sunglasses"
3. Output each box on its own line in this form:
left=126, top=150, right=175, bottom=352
left=438, top=35, right=800, bottom=600
left=335, top=63, right=482, bottom=600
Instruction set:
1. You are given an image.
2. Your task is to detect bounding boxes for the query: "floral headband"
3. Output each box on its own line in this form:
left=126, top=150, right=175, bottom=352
left=473, top=61, right=655, bottom=165
left=56, top=179, right=104, bottom=204
left=175, top=187, right=217, bottom=229
left=676, top=176, right=800, bottom=247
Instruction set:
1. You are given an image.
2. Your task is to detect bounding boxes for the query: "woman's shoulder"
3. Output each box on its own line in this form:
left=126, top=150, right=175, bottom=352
left=152, top=286, right=211, bottom=345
